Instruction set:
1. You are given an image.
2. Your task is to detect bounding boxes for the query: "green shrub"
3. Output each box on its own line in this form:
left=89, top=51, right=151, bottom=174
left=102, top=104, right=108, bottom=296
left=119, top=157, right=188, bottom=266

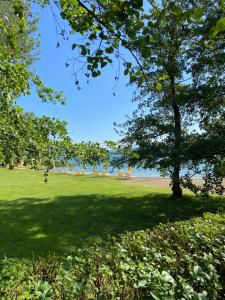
left=0, top=213, right=225, bottom=299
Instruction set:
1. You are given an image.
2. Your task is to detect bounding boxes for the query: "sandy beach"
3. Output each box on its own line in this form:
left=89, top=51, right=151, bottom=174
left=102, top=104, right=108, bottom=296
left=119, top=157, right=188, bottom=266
left=126, top=176, right=204, bottom=188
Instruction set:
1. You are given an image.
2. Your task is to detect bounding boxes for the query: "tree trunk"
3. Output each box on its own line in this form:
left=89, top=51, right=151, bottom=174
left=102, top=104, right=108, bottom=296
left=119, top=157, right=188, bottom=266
left=172, top=103, right=182, bottom=199
left=172, top=165, right=182, bottom=199
left=170, top=70, right=182, bottom=199
left=167, top=20, right=183, bottom=199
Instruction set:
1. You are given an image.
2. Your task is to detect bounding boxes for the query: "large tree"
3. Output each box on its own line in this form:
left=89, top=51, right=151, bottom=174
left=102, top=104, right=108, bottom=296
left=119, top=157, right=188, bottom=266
left=0, top=0, right=68, bottom=169
left=44, top=0, right=224, bottom=199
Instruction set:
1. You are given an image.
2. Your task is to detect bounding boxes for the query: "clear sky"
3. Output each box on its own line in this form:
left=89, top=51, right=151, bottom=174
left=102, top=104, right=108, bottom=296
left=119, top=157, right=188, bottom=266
left=18, top=5, right=137, bottom=143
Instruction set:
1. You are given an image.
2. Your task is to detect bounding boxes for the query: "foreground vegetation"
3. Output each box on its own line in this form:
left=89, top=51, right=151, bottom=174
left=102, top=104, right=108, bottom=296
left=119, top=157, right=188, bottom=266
left=1, top=213, right=225, bottom=299
left=0, top=168, right=224, bottom=258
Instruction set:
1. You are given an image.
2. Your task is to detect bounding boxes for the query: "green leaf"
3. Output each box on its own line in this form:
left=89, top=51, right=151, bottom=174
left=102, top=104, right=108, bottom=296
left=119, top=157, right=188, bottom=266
left=71, top=43, right=77, bottom=50
left=141, top=47, right=150, bottom=58
left=156, top=82, right=163, bottom=91
left=216, top=17, right=225, bottom=32
left=92, top=70, right=101, bottom=77
left=87, top=56, right=94, bottom=63
left=194, top=265, right=202, bottom=274
left=162, top=271, right=174, bottom=283
left=96, top=49, right=103, bottom=56
left=81, top=47, right=87, bottom=56
left=89, top=32, right=97, bottom=40
left=150, top=292, right=161, bottom=300
left=159, top=74, right=170, bottom=81
left=138, top=280, right=147, bottom=287
left=193, top=8, right=203, bottom=20
left=101, top=61, right=107, bottom=68
left=105, top=46, right=114, bottom=54
left=105, top=57, right=113, bottom=64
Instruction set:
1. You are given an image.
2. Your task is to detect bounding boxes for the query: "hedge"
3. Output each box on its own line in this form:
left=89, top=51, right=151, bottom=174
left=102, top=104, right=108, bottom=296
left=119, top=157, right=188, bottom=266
left=0, top=212, right=225, bottom=299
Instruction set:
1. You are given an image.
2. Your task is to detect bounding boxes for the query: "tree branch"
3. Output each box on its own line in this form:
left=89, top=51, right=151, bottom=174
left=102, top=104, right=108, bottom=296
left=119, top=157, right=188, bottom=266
left=77, top=0, right=143, bottom=70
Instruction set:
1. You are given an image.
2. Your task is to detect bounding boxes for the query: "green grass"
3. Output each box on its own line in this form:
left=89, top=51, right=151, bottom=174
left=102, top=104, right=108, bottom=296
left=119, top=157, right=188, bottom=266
left=0, top=168, right=224, bottom=258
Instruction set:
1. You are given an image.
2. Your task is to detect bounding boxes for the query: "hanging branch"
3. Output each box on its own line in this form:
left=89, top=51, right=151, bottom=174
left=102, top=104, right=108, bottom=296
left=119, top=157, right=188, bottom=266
left=77, top=0, right=144, bottom=70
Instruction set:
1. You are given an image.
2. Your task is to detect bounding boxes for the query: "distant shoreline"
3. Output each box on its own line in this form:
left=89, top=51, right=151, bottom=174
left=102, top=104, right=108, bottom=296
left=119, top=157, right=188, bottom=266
left=53, top=169, right=205, bottom=188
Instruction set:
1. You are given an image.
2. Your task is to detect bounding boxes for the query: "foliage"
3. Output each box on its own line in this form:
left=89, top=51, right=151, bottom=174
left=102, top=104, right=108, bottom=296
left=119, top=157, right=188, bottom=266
left=0, top=0, right=65, bottom=105
left=0, top=212, right=225, bottom=299
left=44, top=0, right=225, bottom=199
left=70, top=141, right=110, bottom=170
left=0, top=107, right=71, bottom=170
left=210, top=17, right=225, bottom=37
left=0, top=0, right=68, bottom=169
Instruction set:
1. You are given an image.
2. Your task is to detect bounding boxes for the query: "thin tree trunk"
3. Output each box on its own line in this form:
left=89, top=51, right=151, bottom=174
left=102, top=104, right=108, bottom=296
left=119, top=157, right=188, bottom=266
left=166, top=18, right=183, bottom=199
left=171, top=77, right=182, bottom=199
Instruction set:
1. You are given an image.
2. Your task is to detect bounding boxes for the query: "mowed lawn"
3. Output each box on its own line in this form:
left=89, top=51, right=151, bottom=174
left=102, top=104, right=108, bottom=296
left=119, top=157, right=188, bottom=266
left=0, top=168, right=224, bottom=258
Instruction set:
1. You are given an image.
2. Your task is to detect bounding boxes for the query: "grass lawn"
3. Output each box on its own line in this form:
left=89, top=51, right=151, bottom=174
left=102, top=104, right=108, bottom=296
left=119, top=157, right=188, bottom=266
left=0, top=168, right=224, bottom=258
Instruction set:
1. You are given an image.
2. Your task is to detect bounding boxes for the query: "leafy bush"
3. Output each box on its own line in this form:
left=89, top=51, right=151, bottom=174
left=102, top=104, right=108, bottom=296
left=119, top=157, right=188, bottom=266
left=1, top=213, right=225, bottom=299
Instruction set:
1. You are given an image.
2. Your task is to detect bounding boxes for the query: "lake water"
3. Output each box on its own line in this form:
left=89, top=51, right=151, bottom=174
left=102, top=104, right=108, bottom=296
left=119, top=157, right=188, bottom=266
left=56, top=161, right=202, bottom=178
left=57, top=165, right=160, bottom=177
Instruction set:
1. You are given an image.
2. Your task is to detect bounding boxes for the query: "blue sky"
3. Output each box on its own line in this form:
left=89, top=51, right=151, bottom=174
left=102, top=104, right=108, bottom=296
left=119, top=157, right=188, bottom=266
left=18, top=5, right=136, bottom=143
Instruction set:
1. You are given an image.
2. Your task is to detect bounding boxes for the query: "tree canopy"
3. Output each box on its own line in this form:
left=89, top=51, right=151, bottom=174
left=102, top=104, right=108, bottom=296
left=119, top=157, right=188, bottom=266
left=69, top=141, right=110, bottom=171
left=0, top=0, right=69, bottom=171
left=44, top=0, right=225, bottom=198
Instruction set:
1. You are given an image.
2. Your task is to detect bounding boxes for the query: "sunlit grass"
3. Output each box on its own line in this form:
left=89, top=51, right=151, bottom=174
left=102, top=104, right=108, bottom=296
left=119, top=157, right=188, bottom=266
left=0, top=168, right=224, bottom=258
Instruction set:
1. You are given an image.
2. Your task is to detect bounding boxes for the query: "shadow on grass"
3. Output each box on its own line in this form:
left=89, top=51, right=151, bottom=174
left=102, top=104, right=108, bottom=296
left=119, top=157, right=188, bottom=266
left=0, top=193, right=224, bottom=258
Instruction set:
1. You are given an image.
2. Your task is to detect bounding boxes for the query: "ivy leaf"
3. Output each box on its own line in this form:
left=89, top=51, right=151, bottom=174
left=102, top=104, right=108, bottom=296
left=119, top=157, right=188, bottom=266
left=137, top=280, right=147, bottom=287
left=194, top=265, right=202, bottom=274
